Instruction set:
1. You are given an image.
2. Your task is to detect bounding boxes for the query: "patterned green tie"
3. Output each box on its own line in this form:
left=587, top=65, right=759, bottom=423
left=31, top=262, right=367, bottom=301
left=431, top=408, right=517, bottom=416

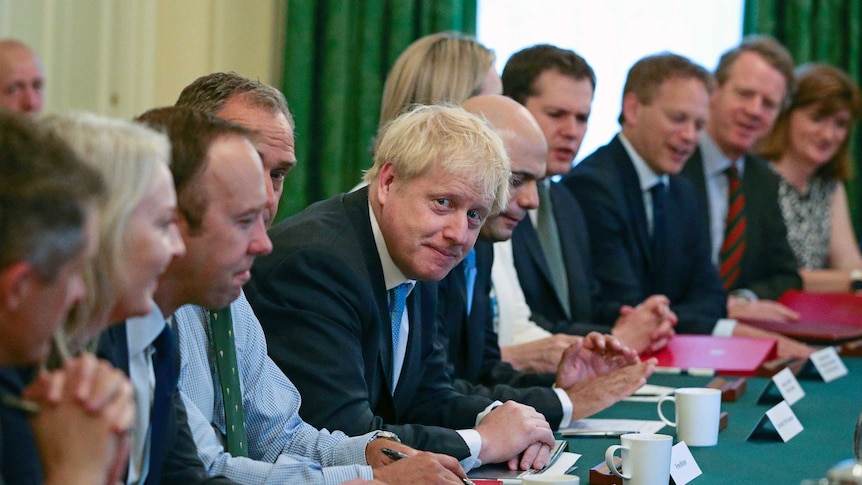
left=208, top=307, right=248, bottom=457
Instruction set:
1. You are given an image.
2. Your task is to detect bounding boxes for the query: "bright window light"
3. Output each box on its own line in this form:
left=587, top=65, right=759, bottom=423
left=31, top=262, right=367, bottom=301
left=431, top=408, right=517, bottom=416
left=477, top=0, right=744, bottom=164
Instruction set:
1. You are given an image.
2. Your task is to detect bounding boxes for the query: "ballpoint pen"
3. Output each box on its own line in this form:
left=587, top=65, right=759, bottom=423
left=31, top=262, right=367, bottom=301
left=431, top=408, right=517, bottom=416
left=381, top=448, right=476, bottom=485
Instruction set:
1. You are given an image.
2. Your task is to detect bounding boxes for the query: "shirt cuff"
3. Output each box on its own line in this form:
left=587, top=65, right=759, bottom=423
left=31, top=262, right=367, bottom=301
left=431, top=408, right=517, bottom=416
left=712, top=318, right=738, bottom=337
left=553, top=387, right=574, bottom=428
left=456, top=429, right=483, bottom=471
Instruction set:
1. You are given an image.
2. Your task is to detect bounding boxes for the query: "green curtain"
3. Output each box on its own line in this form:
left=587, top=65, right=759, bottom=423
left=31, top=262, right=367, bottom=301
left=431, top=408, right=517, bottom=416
left=276, top=0, right=477, bottom=222
left=743, top=0, right=862, bottom=230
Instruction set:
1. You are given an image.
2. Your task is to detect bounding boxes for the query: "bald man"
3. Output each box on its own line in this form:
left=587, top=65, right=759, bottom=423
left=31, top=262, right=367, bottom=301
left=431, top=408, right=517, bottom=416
left=0, top=39, right=44, bottom=115
left=436, top=94, right=656, bottom=431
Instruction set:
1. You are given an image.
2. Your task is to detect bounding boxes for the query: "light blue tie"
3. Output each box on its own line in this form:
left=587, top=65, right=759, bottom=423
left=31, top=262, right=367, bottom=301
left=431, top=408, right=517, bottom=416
left=464, top=249, right=477, bottom=316
left=389, top=283, right=410, bottom=384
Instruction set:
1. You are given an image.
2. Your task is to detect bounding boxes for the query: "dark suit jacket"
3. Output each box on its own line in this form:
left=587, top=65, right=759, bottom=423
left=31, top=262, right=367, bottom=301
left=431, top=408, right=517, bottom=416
left=97, top=323, right=236, bottom=485
left=511, top=183, right=622, bottom=334
left=246, top=187, right=492, bottom=459
left=435, top=240, right=563, bottom=427
left=562, top=136, right=727, bottom=334
left=680, top=148, right=802, bottom=300
left=0, top=366, right=39, bottom=485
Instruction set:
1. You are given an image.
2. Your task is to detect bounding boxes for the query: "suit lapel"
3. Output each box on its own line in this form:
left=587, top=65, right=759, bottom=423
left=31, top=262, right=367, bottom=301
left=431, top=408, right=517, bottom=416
left=611, top=138, right=653, bottom=272
left=344, top=187, right=398, bottom=395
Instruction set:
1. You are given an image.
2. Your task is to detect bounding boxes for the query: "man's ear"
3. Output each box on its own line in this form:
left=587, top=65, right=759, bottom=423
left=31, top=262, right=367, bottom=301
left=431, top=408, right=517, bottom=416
left=0, top=262, right=35, bottom=312
left=376, top=161, right=397, bottom=205
left=621, top=92, right=641, bottom=127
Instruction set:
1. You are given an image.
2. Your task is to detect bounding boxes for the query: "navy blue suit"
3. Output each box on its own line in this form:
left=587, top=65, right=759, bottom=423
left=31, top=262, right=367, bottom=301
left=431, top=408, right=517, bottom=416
left=436, top=240, right=562, bottom=427
left=511, top=183, right=622, bottom=333
left=680, top=148, right=801, bottom=300
left=97, top=323, right=236, bottom=485
left=246, top=187, right=492, bottom=459
left=562, top=136, right=727, bottom=334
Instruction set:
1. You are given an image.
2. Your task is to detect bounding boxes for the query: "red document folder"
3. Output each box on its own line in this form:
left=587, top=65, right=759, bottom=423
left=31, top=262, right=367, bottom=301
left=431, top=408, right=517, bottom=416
left=742, top=290, right=862, bottom=343
left=646, top=335, right=778, bottom=376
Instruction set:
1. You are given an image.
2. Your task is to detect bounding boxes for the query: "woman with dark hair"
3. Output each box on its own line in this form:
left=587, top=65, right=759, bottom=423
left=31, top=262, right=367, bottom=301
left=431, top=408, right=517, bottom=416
left=757, top=63, right=862, bottom=292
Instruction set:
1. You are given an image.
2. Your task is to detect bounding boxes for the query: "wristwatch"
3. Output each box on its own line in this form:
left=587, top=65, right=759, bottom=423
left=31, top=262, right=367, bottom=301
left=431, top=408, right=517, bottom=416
left=368, top=430, right=402, bottom=443
left=850, top=270, right=862, bottom=292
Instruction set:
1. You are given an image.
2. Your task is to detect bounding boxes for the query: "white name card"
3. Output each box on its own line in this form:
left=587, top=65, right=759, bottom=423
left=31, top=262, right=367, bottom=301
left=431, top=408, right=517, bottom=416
left=765, top=401, right=803, bottom=442
left=669, top=441, right=702, bottom=485
left=809, top=347, right=848, bottom=383
left=772, top=367, right=805, bottom=405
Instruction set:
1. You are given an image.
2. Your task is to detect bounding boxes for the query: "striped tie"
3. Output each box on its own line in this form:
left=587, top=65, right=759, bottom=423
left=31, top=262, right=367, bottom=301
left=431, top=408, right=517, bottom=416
left=719, top=165, right=746, bottom=290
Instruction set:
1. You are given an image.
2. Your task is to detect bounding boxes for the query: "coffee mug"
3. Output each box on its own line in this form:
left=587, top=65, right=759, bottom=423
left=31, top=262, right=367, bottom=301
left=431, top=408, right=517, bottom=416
left=657, top=387, right=721, bottom=446
left=605, top=433, right=672, bottom=485
left=521, top=475, right=580, bottom=485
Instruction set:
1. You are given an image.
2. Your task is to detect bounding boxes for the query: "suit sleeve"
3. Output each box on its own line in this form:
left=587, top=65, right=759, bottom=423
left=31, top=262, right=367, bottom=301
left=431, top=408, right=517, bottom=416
left=742, top=163, right=802, bottom=299
left=249, top=247, right=479, bottom=459
left=161, top=391, right=239, bottom=485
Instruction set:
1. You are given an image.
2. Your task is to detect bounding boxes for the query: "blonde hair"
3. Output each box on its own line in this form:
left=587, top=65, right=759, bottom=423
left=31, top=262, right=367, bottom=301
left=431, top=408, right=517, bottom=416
left=365, top=104, right=510, bottom=215
left=756, top=63, right=862, bottom=181
left=39, top=112, right=170, bottom=343
left=379, top=32, right=495, bottom=127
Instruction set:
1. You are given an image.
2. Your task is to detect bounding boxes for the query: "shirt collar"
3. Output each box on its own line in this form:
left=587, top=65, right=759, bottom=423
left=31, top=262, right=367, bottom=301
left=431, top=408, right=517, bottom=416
left=619, top=133, right=668, bottom=191
left=125, top=302, right=169, bottom=356
left=368, top=202, right=416, bottom=292
left=699, top=132, right=745, bottom=177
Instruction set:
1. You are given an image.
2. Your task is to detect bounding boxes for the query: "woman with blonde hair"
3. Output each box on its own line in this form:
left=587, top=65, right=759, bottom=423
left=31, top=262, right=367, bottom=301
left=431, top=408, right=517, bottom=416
left=40, top=112, right=186, bottom=348
left=379, top=31, right=501, bottom=127
left=756, top=63, right=862, bottom=292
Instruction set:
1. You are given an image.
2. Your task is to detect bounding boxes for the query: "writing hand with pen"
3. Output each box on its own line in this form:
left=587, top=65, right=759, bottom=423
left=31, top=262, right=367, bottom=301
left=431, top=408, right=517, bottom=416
left=365, top=435, right=471, bottom=484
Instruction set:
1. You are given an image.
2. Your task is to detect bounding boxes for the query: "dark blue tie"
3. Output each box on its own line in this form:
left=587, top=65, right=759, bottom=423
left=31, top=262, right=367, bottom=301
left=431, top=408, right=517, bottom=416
left=147, top=325, right=176, bottom=482
left=650, top=181, right=667, bottom=289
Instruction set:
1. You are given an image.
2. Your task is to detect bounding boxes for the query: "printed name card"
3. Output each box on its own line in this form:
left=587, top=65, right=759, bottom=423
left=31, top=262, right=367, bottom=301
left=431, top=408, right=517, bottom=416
left=765, top=401, right=804, bottom=441
left=748, top=400, right=804, bottom=442
left=669, top=442, right=702, bottom=485
left=772, top=367, right=805, bottom=405
left=809, top=347, right=848, bottom=383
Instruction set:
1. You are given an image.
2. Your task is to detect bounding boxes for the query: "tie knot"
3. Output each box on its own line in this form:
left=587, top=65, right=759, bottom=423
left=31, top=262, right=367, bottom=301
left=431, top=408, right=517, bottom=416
left=463, top=249, right=476, bottom=271
left=153, top=326, right=173, bottom=356
left=725, top=165, right=740, bottom=180
left=389, top=283, right=410, bottom=313
left=650, top=181, right=666, bottom=196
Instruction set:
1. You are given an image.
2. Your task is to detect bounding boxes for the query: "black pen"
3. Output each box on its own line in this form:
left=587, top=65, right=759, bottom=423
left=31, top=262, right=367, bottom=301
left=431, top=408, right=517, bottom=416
left=381, top=447, right=410, bottom=461
left=381, top=448, right=476, bottom=485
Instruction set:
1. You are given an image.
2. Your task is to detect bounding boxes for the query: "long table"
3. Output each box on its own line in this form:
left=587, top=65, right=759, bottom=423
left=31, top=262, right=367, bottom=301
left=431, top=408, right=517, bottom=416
left=560, top=356, right=862, bottom=484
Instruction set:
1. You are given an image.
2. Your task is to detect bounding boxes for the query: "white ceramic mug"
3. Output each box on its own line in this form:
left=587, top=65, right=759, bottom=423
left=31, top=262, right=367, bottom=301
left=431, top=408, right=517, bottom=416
left=605, top=433, right=672, bottom=485
left=521, top=475, right=580, bottom=485
left=657, top=387, right=721, bottom=446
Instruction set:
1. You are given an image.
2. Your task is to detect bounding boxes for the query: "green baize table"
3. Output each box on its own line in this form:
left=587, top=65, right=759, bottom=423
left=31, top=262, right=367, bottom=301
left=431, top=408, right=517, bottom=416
left=560, top=356, right=862, bottom=484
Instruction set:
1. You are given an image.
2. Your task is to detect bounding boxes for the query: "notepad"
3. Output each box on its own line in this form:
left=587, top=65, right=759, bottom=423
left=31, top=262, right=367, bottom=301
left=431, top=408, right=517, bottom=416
left=467, top=440, right=579, bottom=483
left=645, top=334, right=777, bottom=376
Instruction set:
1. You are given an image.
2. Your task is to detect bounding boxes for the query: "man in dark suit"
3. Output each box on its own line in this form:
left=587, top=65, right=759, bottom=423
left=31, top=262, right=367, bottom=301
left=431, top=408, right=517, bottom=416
left=679, top=36, right=804, bottom=330
left=565, top=53, right=813, bottom=359
left=247, top=105, right=557, bottom=472
left=435, top=94, right=655, bottom=431
left=499, top=44, right=675, bottom=357
left=0, top=111, right=134, bottom=485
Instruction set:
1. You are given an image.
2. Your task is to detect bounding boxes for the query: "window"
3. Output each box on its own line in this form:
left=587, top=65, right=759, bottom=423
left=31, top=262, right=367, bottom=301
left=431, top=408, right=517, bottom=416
left=478, top=0, right=744, bottom=163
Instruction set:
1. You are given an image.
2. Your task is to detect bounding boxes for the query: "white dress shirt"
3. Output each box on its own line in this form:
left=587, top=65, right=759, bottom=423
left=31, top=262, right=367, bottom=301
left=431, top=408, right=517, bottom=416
left=125, top=304, right=170, bottom=485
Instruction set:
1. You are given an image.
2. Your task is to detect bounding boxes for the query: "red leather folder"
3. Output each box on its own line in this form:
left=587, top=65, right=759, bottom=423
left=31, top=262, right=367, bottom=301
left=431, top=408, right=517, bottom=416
left=742, top=290, right=862, bottom=343
left=646, top=335, right=778, bottom=377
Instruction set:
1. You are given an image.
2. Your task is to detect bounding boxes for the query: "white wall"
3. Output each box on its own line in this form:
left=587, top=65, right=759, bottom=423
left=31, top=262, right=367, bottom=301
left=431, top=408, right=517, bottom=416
left=0, top=0, right=285, bottom=118
left=478, top=0, right=744, bottom=163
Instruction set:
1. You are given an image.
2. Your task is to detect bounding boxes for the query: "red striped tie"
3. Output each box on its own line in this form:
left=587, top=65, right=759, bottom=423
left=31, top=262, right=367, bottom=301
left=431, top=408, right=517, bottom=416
left=719, top=165, right=746, bottom=290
